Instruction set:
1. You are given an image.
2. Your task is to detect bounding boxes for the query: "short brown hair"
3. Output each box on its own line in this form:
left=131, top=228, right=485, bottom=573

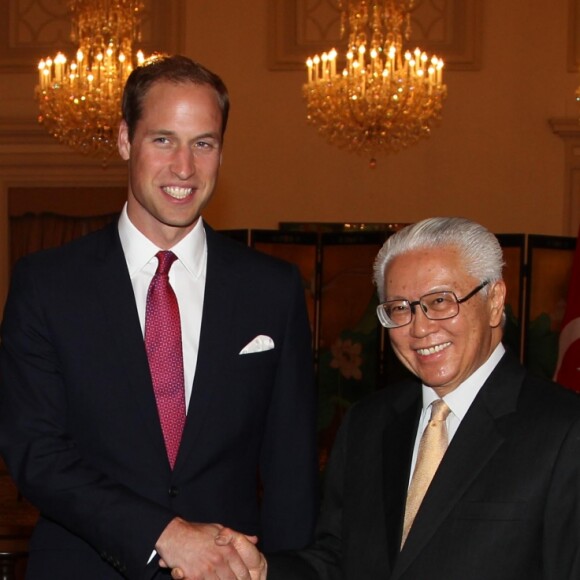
left=121, top=54, right=230, bottom=142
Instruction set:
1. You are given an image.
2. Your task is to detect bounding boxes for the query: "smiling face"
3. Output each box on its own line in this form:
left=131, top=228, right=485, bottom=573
left=118, top=80, right=223, bottom=248
left=385, top=245, right=506, bottom=396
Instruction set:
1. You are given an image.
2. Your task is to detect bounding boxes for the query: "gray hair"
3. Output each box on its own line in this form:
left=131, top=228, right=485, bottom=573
left=373, top=217, right=505, bottom=302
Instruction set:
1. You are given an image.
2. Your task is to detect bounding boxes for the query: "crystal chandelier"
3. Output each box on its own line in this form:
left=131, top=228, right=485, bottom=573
left=36, top=0, right=147, bottom=162
left=303, top=0, right=447, bottom=164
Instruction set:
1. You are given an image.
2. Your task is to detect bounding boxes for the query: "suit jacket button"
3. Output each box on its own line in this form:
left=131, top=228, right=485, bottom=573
left=169, top=486, right=179, bottom=497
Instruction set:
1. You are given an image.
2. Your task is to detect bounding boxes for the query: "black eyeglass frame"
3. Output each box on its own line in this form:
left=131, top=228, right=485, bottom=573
left=376, top=280, right=490, bottom=329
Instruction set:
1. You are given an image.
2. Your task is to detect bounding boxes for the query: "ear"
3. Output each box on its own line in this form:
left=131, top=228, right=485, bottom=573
left=117, top=120, right=131, bottom=161
left=488, top=280, right=506, bottom=328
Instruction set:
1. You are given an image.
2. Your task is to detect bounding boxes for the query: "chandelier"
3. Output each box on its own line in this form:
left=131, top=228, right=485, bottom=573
left=36, top=0, right=147, bottom=162
left=303, top=0, right=447, bottom=164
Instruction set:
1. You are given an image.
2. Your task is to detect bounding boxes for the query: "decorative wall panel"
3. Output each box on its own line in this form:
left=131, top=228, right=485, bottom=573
left=0, top=0, right=185, bottom=73
left=569, top=0, right=580, bottom=71
left=269, top=0, right=483, bottom=71
left=549, top=118, right=580, bottom=236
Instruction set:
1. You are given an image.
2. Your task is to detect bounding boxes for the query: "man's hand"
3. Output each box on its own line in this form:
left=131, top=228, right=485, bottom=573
left=168, top=526, right=267, bottom=580
left=216, top=528, right=267, bottom=580
left=156, top=517, right=253, bottom=579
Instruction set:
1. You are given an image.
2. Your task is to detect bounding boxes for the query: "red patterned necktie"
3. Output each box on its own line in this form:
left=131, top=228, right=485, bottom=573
left=145, top=251, right=186, bottom=469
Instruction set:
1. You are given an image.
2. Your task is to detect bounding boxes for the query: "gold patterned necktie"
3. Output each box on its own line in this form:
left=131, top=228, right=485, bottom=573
left=401, top=398, right=451, bottom=548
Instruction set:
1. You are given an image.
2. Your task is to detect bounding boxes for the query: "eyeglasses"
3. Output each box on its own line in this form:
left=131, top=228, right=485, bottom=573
left=376, top=280, right=490, bottom=329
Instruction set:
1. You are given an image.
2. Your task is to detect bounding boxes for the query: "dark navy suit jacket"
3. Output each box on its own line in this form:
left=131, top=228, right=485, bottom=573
left=0, top=221, right=319, bottom=579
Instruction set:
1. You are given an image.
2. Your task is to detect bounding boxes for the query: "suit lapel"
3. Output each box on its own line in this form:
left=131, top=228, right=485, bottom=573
left=173, top=226, right=236, bottom=472
left=392, top=353, right=525, bottom=578
left=93, top=224, right=168, bottom=459
left=383, top=384, right=421, bottom=565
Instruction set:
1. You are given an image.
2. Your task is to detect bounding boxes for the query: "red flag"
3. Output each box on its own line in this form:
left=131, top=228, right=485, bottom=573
left=554, top=226, right=580, bottom=391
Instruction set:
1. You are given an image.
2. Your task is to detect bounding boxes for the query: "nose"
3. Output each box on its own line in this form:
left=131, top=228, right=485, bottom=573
left=409, top=304, right=437, bottom=337
left=170, top=145, right=195, bottom=179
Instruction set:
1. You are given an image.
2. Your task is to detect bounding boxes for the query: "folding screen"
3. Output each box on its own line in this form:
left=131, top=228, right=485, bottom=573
left=524, top=235, right=577, bottom=379
left=251, top=230, right=319, bottom=351
left=496, top=234, right=526, bottom=360
left=315, top=231, right=388, bottom=467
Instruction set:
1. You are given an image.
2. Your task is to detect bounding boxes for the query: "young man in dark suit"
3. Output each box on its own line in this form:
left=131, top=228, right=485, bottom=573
left=224, top=217, right=580, bottom=580
left=0, top=55, right=318, bottom=579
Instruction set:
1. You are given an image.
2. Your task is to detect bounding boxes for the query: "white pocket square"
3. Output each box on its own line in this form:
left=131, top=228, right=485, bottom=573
left=239, top=335, right=275, bottom=355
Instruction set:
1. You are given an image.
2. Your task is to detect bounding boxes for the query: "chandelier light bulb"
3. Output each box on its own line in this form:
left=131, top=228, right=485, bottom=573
left=303, top=0, right=447, bottom=161
left=35, top=0, right=148, bottom=162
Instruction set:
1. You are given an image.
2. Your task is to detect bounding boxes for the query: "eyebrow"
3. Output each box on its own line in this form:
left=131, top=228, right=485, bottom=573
left=194, top=131, right=221, bottom=142
left=385, top=288, right=452, bottom=301
left=145, top=129, right=221, bottom=143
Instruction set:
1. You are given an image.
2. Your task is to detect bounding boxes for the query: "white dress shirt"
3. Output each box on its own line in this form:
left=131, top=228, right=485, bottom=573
left=117, top=204, right=207, bottom=412
left=408, top=343, right=506, bottom=484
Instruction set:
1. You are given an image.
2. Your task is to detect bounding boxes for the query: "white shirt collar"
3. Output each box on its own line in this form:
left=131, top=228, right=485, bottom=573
left=118, top=203, right=206, bottom=276
left=421, top=342, right=506, bottom=419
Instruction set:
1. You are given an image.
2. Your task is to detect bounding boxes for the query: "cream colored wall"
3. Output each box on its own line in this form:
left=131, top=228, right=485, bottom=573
left=0, top=0, right=579, bottom=310
left=182, top=0, right=579, bottom=235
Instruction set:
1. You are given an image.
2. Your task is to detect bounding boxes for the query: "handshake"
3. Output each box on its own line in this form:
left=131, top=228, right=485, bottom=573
left=156, top=518, right=268, bottom=580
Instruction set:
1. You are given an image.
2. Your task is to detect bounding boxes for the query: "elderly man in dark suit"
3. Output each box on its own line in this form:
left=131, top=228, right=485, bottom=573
left=223, top=216, right=580, bottom=580
left=0, top=55, right=318, bottom=579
